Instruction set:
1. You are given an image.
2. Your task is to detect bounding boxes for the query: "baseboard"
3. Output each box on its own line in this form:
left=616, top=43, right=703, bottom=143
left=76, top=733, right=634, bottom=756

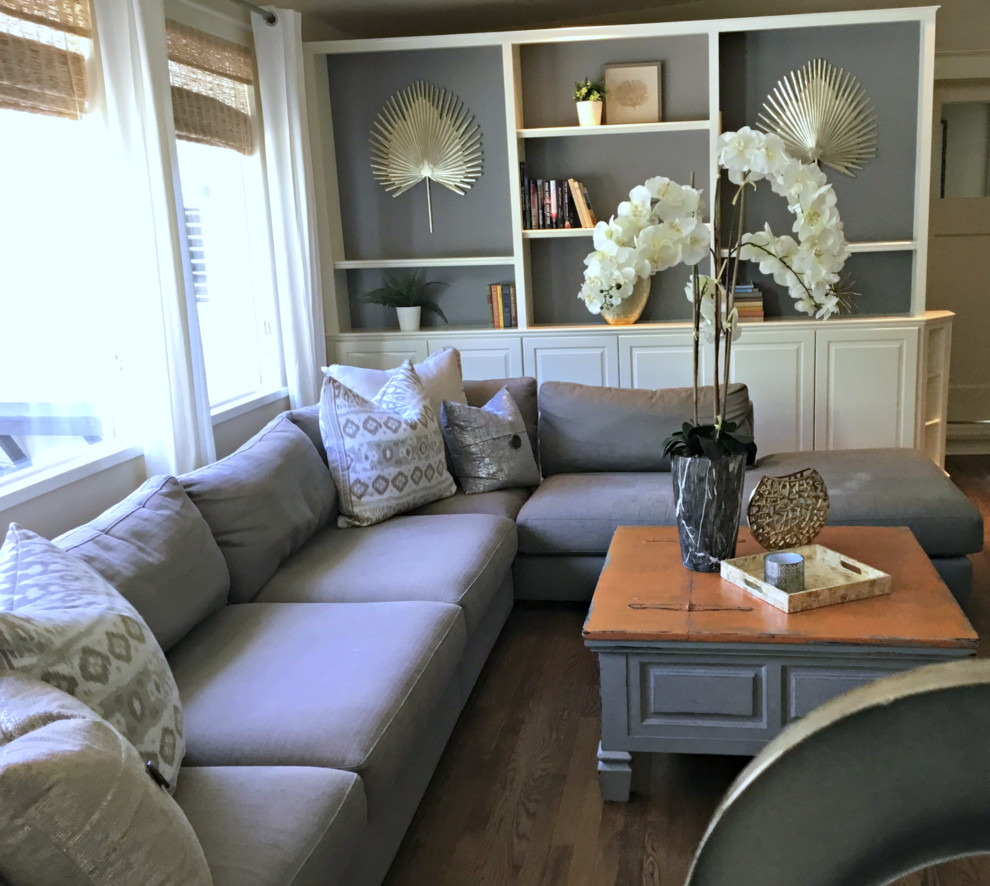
left=946, top=422, right=990, bottom=456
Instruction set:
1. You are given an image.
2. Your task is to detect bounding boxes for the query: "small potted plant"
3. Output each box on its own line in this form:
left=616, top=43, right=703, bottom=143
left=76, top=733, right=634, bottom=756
left=574, top=77, right=607, bottom=127
left=359, top=270, right=449, bottom=331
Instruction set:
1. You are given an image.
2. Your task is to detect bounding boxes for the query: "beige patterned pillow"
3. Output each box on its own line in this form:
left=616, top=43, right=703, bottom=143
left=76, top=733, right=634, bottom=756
left=320, top=360, right=456, bottom=527
left=322, top=346, right=467, bottom=423
left=0, top=525, right=185, bottom=791
left=0, top=674, right=211, bottom=886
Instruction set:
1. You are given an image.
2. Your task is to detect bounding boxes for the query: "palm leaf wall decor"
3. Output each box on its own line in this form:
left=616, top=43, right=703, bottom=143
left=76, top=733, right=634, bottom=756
left=369, top=80, right=484, bottom=232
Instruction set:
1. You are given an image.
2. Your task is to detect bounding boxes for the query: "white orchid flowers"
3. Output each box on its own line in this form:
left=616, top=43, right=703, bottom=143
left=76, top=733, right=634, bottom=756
left=721, top=127, right=850, bottom=320
left=579, top=126, right=850, bottom=322
left=578, top=177, right=709, bottom=313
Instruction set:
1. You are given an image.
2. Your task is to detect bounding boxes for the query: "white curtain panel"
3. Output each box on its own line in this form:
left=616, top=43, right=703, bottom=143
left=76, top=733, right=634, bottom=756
left=91, top=0, right=215, bottom=474
left=252, top=8, right=326, bottom=409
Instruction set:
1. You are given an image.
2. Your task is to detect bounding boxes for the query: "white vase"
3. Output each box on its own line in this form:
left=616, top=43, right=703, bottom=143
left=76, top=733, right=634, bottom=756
left=576, top=101, right=603, bottom=127
left=396, top=306, right=421, bottom=331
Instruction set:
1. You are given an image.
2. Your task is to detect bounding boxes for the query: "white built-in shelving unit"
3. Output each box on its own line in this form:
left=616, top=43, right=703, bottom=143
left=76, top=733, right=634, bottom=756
left=304, top=7, right=952, bottom=464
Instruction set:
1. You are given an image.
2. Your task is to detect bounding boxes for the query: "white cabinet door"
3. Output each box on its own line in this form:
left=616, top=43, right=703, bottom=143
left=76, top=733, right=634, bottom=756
left=522, top=335, right=619, bottom=387
left=720, top=327, right=816, bottom=455
left=428, top=336, right=523, bottom=380
left=815, top=327, right=920, bottom=450
left=330, top=338, right=428, bottom=370
left=619, top=330, right=697, bottom=389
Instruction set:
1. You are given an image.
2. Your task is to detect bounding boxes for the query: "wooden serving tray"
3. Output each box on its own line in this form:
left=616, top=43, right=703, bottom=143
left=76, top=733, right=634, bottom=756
left=720, top=544, right=892, bottom=613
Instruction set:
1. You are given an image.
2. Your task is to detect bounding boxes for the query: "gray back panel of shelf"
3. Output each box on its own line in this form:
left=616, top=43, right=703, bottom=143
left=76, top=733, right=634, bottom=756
left=326, top=47, right=513, bottom=260
left=525, top=130, right=708, bottom=326
left=753, top=250, right=915, bottom=318
left=719, top=22, right=920, bottom=244
left=347, top=265, right=514, bottom=330
left=529, top=237, right=694, bottom=326
left=524, top=130, right=711, bottom=228
left=520, top=35, right=709, bottom=128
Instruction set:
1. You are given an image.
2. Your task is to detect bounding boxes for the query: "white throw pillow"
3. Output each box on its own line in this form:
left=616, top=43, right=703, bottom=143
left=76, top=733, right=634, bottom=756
left=0, top=525, right=185, bottom=791
left=322, top=346, right=467, bottom=422
left=0, top=674, right=212, bottom=886
left=320, top=360, right=456, bottom=527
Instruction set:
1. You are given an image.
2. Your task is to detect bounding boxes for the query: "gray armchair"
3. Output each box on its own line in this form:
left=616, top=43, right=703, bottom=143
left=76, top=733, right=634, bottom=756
left=686, top=658, right=990, bottom=886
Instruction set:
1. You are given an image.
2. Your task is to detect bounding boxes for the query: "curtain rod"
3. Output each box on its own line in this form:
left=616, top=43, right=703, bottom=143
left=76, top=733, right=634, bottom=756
left=228, top=0, right=278, bottom=25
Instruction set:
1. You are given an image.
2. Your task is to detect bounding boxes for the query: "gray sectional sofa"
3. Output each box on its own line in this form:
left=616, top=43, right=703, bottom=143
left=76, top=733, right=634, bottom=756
left=40, top=373, right=981, bottom=886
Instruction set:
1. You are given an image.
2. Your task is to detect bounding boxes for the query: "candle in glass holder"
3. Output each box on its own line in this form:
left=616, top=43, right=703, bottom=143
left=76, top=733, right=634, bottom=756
left=764, top=552, right=805, bottom=593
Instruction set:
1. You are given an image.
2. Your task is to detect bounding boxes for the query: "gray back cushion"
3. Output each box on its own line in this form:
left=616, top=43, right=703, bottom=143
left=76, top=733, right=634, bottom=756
left=180, top=417, right=336, bottom=603
left=538, top=382, right=754, bottom=475
left=463, top=377, right=538, bottom=456
left=55, top=475, right=229, bottom=652
left=286, top=403, right=326, bottom=465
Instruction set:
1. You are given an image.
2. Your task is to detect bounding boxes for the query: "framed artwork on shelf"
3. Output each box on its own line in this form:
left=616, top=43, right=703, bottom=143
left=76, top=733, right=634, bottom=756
left=603, top=62, right=662, bottom=125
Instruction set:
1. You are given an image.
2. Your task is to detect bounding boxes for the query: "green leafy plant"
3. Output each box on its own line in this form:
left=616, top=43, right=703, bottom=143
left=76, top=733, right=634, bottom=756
left=359, top=270, right=448, bottom=322
left=662, top=420, right=757, bottom=464
left=573, top=77, right=607, bottom=102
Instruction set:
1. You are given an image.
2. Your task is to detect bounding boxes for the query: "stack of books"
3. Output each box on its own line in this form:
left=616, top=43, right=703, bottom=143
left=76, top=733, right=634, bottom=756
left=520, top=163, right=596, bottom=229
left=488, top=283, right=517, bottom=328
left=733, top=283, right=765, bottom=322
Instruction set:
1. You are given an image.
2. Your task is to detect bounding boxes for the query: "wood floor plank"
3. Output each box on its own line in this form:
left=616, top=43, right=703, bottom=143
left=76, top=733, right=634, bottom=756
left=384, top=459, right=990, bottom=885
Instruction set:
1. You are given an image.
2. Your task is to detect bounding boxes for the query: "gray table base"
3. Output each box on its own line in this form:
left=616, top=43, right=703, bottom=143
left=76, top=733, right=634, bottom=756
left=587, top=640, right=974, bottom=802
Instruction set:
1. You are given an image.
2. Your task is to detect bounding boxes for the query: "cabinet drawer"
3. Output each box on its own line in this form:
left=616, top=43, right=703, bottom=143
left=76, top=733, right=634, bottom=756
left=785, top=666, right=900, bottom=723
left=628, top=659, right=774, bottom=740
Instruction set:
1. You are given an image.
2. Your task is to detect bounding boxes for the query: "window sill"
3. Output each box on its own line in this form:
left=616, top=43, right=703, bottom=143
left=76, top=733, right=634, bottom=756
left=0, top=442, right=144, bottom=512
left=210, top=387, right=290, bottom=425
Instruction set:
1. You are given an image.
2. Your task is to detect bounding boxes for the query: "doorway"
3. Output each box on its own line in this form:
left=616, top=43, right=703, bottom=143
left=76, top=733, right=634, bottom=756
left=929, top=81, right=990, bottom=453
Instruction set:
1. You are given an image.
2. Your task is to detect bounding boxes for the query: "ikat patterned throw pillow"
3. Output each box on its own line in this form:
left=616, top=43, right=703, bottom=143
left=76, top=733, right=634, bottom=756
left=320, top=359, right=456, bottom=527
left=0, top=525, right=185, bottom=792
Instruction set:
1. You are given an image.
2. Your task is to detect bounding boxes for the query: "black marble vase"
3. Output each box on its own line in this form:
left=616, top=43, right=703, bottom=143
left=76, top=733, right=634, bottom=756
left=671, top=452, right=747, bottom=572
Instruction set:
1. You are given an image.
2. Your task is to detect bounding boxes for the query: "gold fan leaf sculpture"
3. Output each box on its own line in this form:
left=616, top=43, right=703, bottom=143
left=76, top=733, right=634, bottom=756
left=757, top=58, right=877, bottom=177
left=369, top=80, right=483, bottom=232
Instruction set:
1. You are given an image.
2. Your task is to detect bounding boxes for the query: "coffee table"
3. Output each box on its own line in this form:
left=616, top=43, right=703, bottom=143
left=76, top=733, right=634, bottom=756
left=583, top=525, right=978, bottom=802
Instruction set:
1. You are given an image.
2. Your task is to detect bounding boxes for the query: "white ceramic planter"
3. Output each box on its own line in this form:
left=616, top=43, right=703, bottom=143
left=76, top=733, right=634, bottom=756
left=396, top=306, right=421, bottom=331
left=576, top=100, right=603, bottom=127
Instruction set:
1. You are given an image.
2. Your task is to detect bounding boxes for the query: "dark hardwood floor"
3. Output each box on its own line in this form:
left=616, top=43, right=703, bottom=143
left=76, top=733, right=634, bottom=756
left=382, top=456, right=990, bottom=885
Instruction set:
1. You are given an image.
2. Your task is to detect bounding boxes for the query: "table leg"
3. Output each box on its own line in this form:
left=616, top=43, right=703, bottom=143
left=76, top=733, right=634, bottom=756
left=597, top=743, right=632, bottom=802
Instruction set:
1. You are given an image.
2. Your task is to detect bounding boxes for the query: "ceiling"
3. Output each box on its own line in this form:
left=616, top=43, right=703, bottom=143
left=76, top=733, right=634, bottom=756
left=282, top=0, right=707, bottom=40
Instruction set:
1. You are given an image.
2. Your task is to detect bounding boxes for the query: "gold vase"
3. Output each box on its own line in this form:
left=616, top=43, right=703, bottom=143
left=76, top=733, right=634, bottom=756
left=601, top=276, right=651, bottom=325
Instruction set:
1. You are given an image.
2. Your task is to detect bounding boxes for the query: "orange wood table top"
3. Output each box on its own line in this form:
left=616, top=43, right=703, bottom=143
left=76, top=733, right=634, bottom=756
left=583, top=526, right=978, bottom=650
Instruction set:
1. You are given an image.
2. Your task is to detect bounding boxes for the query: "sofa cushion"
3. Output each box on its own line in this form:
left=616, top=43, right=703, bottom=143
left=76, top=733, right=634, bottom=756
left=538, top=381, right=753, bottom=475
left=0, top=674, right=209, bottom=886
left=286, top=403, right=325, bottom=463
left=0, top=526, right=185, bottom=789
left=441, top=387, right=540, bottom=494
left=463, top=376, right=538, bottom=456
left=176, top=767, right=365, bottom=886
left=405, top=486, right=531, bottom=521
left=323, top=346, right=467, bottom=422
left=518, top=448, right=982, bottom=561
left=320, top=361, right=455, bottom=528
left=180, top=416, right=336, bottom=603
left=168, top=601, right=466, bottom=808
left=517, top=472, right=672, bottom=555
left=254, top=514, right=517, bottom=634
left=747, top=449, right=983, bottom=557
left=55, top=475, right=229, bottom=651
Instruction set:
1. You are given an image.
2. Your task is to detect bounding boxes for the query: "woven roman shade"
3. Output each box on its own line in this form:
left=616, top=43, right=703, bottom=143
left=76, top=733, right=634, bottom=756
left=0, top=0, right=93, bottom=118
left=166, top=20, right=254, bottom=155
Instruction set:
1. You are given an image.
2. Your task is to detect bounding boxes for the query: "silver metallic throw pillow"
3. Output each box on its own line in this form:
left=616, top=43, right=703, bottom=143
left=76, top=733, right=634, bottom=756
left=441, top=387, right=541, bottom=494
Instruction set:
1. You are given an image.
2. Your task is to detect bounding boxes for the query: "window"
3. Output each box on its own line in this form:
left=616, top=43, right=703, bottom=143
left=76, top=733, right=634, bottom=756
left=0, top=0, right=121, bottom=484
left=167, top=20, right=281, bottom=409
